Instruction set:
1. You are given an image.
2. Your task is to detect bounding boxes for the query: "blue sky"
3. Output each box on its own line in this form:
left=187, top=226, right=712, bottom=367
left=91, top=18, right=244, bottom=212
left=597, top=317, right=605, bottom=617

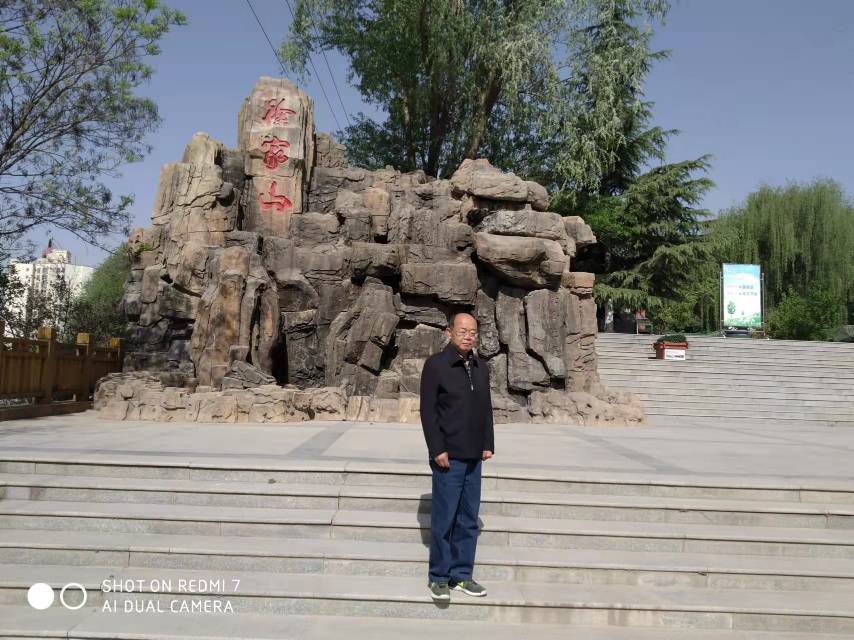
left=37, top=0, right=854, bottom=266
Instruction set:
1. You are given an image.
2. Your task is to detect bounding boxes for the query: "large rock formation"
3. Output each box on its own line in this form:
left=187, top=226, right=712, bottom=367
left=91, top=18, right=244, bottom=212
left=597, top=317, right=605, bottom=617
left=103, top=76, right=642, bottom=425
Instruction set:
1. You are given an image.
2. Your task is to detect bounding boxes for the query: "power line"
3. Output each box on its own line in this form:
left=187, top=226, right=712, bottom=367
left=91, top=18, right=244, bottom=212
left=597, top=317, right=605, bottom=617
left=280, top=0, right=352, bottom=129
left=244, top=0, right=289, bottom=78
left=280, top=0, right=349, bottom=130
left=317, top=41, right=352, bottom=129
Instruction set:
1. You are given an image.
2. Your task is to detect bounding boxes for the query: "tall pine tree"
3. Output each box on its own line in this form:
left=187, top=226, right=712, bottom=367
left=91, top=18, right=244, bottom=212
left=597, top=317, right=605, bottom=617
left=555, top=0, right=713, bottom=323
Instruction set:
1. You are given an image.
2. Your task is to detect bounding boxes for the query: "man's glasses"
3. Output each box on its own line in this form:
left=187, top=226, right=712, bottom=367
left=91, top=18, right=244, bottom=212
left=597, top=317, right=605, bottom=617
left=452, top=329, right=478, bottom=338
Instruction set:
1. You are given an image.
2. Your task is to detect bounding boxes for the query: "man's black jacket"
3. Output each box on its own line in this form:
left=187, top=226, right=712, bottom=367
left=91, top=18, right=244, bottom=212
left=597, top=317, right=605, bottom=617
left=420, top=343, right=495, bottom=460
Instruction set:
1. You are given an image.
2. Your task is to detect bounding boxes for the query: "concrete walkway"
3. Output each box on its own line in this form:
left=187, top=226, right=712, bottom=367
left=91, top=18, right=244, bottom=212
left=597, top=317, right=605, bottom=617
left=1, top=411, right=853, bottom=489
left=3, top=411, right=854, bottom=637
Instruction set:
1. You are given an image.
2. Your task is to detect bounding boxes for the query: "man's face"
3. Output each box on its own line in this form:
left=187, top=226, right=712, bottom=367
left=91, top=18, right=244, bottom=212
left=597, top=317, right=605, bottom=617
left=447, top=314, right=478, bottom=354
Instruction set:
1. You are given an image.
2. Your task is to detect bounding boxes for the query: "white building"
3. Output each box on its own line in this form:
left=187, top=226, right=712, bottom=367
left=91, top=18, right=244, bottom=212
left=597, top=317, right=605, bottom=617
left=5, top=241, right=94, bottom=336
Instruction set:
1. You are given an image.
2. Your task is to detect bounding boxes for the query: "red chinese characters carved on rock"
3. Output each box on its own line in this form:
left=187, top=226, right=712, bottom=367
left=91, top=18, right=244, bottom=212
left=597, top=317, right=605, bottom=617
left=262, top=99, right=298, bottom=126
left=259, top=180, right=292, bottom=212
left=260, top=136, right=290, bottom=170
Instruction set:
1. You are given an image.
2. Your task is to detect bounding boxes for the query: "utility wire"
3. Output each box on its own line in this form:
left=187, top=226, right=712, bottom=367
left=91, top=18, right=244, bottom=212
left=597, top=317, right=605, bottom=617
left=280, top=0, right=348, bottom=130
left=281, top=0, right=352, bottom=129
left=318, top=47, right=352, bottom=129
left=244, top=0, right=289, bottom=78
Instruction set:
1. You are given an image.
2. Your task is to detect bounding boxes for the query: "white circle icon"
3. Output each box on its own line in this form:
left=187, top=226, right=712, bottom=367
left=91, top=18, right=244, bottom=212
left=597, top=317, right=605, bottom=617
left=27, top=583, right=55, bottom=610
left=59, top=583, right=87, bottom=610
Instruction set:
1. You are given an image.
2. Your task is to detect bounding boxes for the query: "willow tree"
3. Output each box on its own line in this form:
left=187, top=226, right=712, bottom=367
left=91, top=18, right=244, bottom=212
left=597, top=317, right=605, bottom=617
left=280, top=0, right=668, bottom=182
left=713, top=180, right=854, bottom=322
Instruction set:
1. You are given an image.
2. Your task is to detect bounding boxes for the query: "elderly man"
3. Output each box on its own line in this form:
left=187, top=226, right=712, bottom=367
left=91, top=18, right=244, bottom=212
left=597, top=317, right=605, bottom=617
left=419, top=311, right=495, bottom=601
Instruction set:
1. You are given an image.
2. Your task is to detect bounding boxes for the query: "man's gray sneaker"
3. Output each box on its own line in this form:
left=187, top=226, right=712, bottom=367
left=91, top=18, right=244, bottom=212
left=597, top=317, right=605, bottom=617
left=428, top=580, right=450, bottom=601
left=450, top=579, right=487, bottom=597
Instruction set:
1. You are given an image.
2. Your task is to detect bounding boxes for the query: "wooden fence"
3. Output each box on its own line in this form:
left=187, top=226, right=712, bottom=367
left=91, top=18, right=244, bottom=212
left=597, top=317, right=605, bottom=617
left=0, top=325, right=123, bottom=406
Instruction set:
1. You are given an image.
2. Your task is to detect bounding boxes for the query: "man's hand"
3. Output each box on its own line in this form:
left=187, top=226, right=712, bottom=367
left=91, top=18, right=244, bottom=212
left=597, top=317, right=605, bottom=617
left=482, top=450, right=493, bottom=461
left=433, top=452, right=449, bottom=468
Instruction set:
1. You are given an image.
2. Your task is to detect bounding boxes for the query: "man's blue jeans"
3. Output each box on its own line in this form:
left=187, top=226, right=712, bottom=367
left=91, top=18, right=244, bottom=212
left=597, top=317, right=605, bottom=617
left=428, top=457, right=482, bottom=583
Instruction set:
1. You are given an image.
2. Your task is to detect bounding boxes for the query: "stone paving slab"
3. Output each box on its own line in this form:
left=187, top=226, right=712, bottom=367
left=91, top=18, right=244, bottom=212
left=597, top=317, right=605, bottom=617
left=1, top=412, right=854, bottom=488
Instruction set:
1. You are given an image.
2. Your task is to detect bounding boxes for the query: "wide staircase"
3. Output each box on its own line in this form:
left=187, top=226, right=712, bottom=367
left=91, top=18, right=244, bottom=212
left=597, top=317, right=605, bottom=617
left=1, top=454, right=854, bottom=638
left=597, top=333, right=854, bottom=427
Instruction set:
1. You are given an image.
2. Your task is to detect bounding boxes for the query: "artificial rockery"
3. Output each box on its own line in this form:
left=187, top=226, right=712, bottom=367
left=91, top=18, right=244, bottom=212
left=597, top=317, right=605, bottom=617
left=95, top=78, right=643, bottom=425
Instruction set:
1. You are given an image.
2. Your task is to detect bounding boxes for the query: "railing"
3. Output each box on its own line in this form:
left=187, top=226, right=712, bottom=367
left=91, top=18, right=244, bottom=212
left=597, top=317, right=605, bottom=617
left=0, top=325, right=123, bottom=405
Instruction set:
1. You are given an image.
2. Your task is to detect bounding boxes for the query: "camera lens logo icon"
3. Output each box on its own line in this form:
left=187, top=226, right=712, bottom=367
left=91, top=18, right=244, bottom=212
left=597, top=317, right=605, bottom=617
left=27, top=583, right=87, bottom=610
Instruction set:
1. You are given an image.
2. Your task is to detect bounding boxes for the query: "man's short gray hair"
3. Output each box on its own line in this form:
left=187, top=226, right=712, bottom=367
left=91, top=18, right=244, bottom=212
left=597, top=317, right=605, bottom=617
left=448, top=311, right=478, bottom=329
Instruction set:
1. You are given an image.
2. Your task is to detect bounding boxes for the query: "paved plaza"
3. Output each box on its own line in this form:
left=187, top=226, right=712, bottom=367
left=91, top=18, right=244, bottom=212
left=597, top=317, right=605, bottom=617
left=1, top=412, right=852, bottom=488
left=2, top=411, right=854, bottom=639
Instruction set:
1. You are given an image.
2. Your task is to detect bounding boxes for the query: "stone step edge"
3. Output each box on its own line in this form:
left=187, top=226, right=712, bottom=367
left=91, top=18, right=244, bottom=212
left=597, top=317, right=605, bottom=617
left=2, top=606, right=852, bottom=640
left=597, top=369, right=854, bottom=382
left=639, top=399, right=853, bottom=409
left=2, top=501, right=853, bottom=546
left=3, top=473, right=854, bottom=516
left=640, top=409, right=854, bottom=422
left=634, top=399, right=854, bottom=410
left=595, top=343, right=854, bottom=353
left=639, top=400, right=854, bottom=412
left=2, top=564, right=853, bottom=618
left=618, top=390, right=847, bottom=399
left=3, top=457, right=853, bottom=494
left=2, top=528, right=853, bottom=580
left=596, top=335, right=854, bottom=345
left=635, top=403, right=852, bottom=414
left=598, top=360, right=854, bottom=368
left=622, top=389, right=846, bottom=398
left=598, top=358, right=854, bottom=370
left=601, top=376, right=854, bottom=388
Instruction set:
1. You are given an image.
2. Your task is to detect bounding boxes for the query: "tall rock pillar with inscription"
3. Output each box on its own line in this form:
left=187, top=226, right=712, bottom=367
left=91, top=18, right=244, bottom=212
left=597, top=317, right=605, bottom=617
left=238, top=78, right=315, bottom=234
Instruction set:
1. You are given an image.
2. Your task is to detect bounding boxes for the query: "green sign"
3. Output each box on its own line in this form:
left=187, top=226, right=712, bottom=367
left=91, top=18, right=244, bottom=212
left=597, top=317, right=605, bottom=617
left=722, top=264, right=762, bottom=328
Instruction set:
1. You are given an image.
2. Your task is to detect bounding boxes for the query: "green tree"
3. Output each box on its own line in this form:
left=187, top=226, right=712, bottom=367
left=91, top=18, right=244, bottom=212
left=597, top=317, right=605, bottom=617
left=0, top=264, right=28, bottom=336
left=280, top=0, right=714, bottom=328
left=0, top=0, right=185, bottom=251
left=665, top=180, right=854, bottom=337
left=768, top=288, right=847, bottom=341
left=1, top=267, right=76, bottom=339
left=703, top=180, right=854, bottom=339
left=1, top=245, right=130, bottom=342
left=280, top=0, right=667, bottom=181
left=65, top=245, right=131, bottom=343
left=714, top=180, right=853, bottom=315
left=556, top=0, right=713, bottom=319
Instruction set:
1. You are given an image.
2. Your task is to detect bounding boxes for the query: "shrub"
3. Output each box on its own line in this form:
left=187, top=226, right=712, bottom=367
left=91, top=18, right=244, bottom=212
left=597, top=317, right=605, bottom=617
left=767, top=288, right=846, bottom=341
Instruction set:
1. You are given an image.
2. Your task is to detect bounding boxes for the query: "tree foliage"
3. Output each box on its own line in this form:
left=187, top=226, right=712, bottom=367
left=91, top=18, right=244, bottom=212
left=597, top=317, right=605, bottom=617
left=1, top=265, right=76, bottom=339
left=713, top=180, right=853, bottom=338
left=767, top=288, right=847, bottom=341
left=558, top=0, right=713, bottom=317
left=281, top=0, right=715, bottom=326
left=280, top=0, right=667, bottom=181
left=714, top=180, right=853, bottom=312
left=658, top=180, right=854, bottom=338
left=0, top=0, right=185, bottom=251
left=1, top=244, right=130, bottom=342
left=572, top=158, right=713, bottom=313
left=64, top=244, right=131, bottom=342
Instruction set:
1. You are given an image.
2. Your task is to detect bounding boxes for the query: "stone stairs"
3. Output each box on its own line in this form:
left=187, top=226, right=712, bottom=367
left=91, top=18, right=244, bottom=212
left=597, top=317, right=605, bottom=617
left=596, top=334, right=854, bottom=426
left=2, top=456, right=854, bottom=637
